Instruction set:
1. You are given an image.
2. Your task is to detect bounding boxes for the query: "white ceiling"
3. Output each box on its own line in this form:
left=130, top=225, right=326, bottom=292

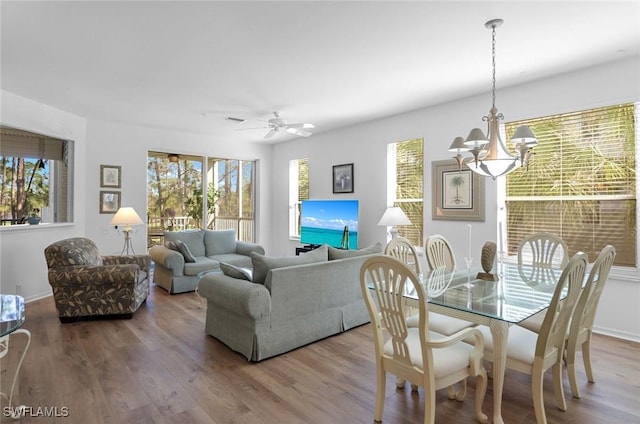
left=1, top=1, right=638, bottom=144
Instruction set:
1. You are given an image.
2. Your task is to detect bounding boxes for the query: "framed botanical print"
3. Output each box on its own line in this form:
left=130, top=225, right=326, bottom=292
left=100, top=165, right=121, bottom=188
left=432, top=159, right=484, bottom=221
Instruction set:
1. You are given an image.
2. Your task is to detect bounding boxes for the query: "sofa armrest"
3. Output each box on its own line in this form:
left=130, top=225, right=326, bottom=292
left=197, top=274, right=271, bottom=320
left=48, top=264, right=140, bottom=286
left=103, top=254, right=151, bottom=272
left=235, top=241, right=265, bottom=257
left=149, top=245, right=185, bottom=272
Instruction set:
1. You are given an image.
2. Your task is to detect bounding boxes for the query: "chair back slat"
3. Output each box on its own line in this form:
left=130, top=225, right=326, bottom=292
left=384, top=237, right=422, bottom=276
left=518, top=232, right=569, bottom=286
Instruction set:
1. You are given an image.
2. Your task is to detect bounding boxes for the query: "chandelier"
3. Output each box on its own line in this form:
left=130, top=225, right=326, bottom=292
left=449, top=19, right=538, bottom=179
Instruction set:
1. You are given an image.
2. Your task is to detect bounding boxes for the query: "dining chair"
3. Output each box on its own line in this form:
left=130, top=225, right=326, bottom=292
left=360, top=255, right=488, bottom=424
left=418, top=234, right=475, bottom=335
left=473, top=251, right=588, bottom=424
left=519, top=245, right=616, bottom=399
left=566, top=245, right=616, bottom=399
left=424, top=234, right=456, bottom=271
left=384, top=237, right=422, bottom=276
left=517, top=232, right=569, bottom=287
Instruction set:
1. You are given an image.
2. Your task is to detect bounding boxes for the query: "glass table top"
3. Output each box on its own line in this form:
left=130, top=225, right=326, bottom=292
left=404, top=262, right=564, bottom=324
left=0, top=294, right=26, bottom=337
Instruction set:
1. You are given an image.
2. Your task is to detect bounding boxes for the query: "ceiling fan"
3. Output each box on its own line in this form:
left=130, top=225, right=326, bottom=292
left=238, top=112, right=315, bottom=138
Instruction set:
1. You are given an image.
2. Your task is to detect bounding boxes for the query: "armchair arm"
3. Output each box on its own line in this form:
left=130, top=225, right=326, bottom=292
left=197, top=274, right=271, bottom=320
left=235, top=241, right=265, bottom=257
left=428, top=326, right=486, bottom=376
left=149, top=245, right=185, bottom=272
left=103, top=254, right=151, bottom=272
left=48, top=264, right=140, bottom=286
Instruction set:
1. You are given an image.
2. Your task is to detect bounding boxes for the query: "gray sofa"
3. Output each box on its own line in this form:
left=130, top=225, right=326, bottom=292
left=196, top=243, right=382, bottom=361
left=149, top=229, right=265, bottom=294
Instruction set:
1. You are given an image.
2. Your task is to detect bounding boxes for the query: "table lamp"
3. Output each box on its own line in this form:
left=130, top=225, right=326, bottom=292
left=110, top=206, right=144, bottom=255
left=377, top=207, right=411, bottom=239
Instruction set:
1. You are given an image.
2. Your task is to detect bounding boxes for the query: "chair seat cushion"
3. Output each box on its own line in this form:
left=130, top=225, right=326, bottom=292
left=384, top=328, right=473, bottom=378
left=475, top=325, right=538, bottom=365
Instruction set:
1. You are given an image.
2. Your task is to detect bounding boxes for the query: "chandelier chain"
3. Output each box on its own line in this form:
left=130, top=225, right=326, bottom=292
left=491, top=24, right=497, bottom=109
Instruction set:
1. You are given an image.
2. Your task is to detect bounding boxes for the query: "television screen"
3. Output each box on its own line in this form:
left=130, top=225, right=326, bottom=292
left=300, top=200, right=359, bottom=249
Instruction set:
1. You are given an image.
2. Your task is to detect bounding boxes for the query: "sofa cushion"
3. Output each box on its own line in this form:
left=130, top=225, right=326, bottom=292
left=251, top=244, right=328, bottom=284
left=327, top=242, right=383, bottom=260
left=183, top=257, right=220, bottom=276
left=204, top=230, right=237, bottom=256
left=219, top=262, right=252, bottom=281
left=173, top=240, right=197, bottom=263
left=165, top=230, right=205, bottom=257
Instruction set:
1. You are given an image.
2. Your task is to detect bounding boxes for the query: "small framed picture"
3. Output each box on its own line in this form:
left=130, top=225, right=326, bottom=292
left=333, top=163, right=354, bottom=194
left=99, top=191, right=121, bottom=214
left=100, top=165, right=121, bottom=188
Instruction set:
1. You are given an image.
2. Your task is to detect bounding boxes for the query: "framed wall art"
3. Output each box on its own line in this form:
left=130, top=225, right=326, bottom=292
left=100, top=164, right=121, bottom=188
left=99, top=191, right=121, bottom=214
left=432, top=159, right=485, bottom=221
left=333, top=163, right=354, bottom=194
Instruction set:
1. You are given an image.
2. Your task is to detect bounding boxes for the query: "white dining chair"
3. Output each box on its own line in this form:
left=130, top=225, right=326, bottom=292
left=473, top=251, right=588, bottom=424
left=360, top=255, right=488, bottom=424
left=425, top=234, right=456, bottom=271
left=384, top=237, right=422, bottom=276
left=517, top=232, right=569, bottom=287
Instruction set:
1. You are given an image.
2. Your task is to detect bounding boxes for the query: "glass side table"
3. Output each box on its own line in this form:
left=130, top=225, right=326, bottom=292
left=1, top=294, right=31, bottom=416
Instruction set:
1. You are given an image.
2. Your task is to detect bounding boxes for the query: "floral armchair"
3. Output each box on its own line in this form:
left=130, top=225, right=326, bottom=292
left=44, top=237, right=150, bottom=322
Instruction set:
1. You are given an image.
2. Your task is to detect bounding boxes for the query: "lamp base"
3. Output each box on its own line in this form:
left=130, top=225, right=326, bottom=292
left=476, top=272, right=498, bottom=281
left=120, top=229, right=136, bottom=255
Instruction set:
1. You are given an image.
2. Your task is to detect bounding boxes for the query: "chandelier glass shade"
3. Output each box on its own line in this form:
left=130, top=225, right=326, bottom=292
left=453, top=19, right=538, bottom=179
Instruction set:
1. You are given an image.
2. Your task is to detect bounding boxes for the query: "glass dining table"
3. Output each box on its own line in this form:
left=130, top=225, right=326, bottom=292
left=404, top=261, right=563, bottom=424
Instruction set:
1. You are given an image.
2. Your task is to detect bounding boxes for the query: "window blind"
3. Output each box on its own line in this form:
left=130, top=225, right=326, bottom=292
left=390, top=138, right=424, bottom=246
left=505, top=103, right=637, bottom=267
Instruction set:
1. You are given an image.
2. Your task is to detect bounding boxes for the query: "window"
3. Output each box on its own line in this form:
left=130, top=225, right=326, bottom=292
left=0, top=126, right=73, bottom=225
left=387, top=138, right=423, bottom=246
left=147, top=152, right=256, bottom=246
left=504, top=103, right=637, bottom=267
left=289, top=158, right=309, bottom=238
left=208, top=158, right=256, bottom=241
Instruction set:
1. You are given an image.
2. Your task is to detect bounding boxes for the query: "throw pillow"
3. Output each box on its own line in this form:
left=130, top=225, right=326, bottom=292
left=219, top=262, right=252, bottom=281
left=173, top=239, right=197, bottom=263
left=328, top=242, right=383, bottom=260
left=165, top=241, right=178, bottom=251
left=251, top=244, right=328, bottom=284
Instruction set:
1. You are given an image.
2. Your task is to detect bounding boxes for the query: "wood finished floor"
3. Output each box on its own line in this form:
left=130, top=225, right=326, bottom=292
left=2, top=284, right=639, bottom=424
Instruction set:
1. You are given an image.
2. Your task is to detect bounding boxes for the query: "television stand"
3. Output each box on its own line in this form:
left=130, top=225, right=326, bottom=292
left=295, top=244, right=320, bottom=256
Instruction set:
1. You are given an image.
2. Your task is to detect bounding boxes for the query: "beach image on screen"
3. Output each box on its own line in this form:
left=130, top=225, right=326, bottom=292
left=300, top=200, right=358, bottom=249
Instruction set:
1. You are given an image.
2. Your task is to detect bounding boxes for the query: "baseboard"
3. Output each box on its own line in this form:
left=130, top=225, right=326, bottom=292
left=593, top=325, right=640, bottom=343
left=24, top=291, right=53, bottom=303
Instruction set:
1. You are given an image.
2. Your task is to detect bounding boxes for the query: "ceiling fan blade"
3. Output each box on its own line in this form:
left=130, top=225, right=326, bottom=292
left=286, top=123, right=315, bottom=129
left=286, top=127, right=312, bottom=137
left=264, top=128, right=277, bottom=138
left=235, top=126, right=268, bottom=131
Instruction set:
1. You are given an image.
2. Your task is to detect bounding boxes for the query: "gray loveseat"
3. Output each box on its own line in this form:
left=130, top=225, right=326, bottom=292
left=196, top=243, right=382, bottom=361
left=149, top=229, right=265, bottom=294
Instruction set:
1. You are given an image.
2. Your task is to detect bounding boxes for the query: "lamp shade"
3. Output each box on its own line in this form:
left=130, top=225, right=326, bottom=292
left=448, top=136, right=469, bottom=152
left=110, top=207, right=144, bottom=227
left=377, top=207, right=411, bottom=226
left=510, top=125, right=538, bottom=146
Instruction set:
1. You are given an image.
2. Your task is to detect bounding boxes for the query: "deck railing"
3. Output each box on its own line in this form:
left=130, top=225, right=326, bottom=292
left=146, top=215, right=255, bottom=247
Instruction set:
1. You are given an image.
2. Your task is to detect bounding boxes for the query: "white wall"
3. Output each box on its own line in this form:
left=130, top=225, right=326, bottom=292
left=271, top=57, right=640, bottom=341
left=0, top=91, right=87, bottom=300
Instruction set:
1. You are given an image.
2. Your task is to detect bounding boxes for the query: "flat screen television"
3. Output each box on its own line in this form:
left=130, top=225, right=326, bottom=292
left=300, top=199, right=358, bottom=249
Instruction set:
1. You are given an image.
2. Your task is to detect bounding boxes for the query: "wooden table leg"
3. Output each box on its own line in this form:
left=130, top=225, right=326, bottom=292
left=489, top=319, right=509, bottom=424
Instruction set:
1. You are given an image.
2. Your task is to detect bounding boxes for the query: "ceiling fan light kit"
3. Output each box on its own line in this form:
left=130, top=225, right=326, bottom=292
left=235, top=111, right=315, bottom=139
